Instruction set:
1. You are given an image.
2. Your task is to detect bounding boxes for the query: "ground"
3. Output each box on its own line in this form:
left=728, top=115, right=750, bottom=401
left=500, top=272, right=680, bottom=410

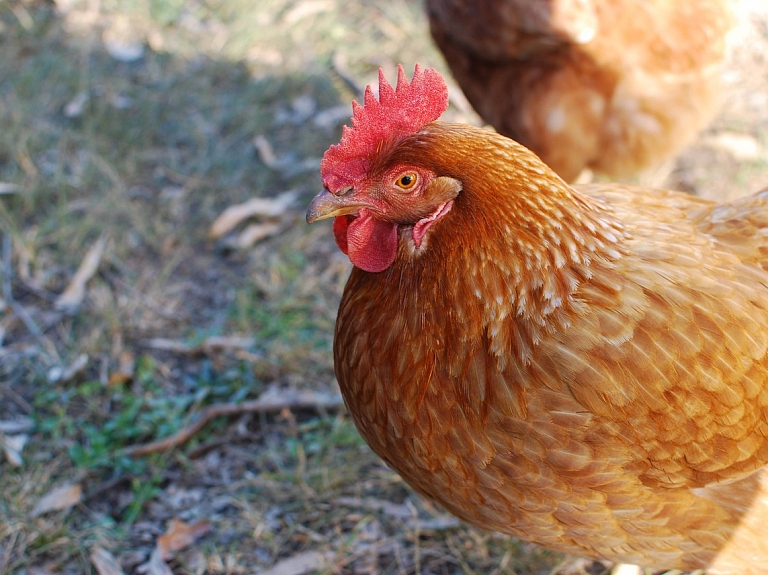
left=1, top=1, right=767, bottom=574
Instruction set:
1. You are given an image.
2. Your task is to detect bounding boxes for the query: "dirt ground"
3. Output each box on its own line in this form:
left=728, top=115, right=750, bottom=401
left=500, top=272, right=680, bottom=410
left=1, top=1, right=768, bottom=574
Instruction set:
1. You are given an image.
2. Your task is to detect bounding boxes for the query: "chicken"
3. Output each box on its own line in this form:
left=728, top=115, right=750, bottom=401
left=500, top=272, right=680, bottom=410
left=306, top=65, right=768, bottom=573
left=427, top=0, right=732, bottom=181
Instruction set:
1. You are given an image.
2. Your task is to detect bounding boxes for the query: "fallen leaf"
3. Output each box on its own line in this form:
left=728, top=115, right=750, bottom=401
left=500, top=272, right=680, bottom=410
left=235, top=222, right=282, bottom=248
left=90, top=546, right=127, bottom=575
left=0, top=418, right=35, bottom=433
left=209, top=190, right=297, bottom=238
left=0, top=182, right=19, bottom=195
left=260, top=550, right=333, bottom=575
left=55, top=234, right=108, bottom=312
left=64, top=91, right=89, bottom=118
left=102, top=16, right=144, bottom=62
left=108, top=351, right=136, bottom=386
left=704, top=132, right=761, bottom=161
left=253, top=135, right=279, bottom=168
left=156, top=518, right=212, bottom=561
left=142, top=336, right=255, bottom=355
left=1, top=431, right=28, bottom=467
left=136, top=548, right=172, bottom=575
left=31, top=483, right=82, bottom=517
left=164, top=486, right=204, bottom=510
left=47, top=353, right=89, bottom=384
left=8, top=2, right=33, bottom=30
left=136, top=520, right=209, bottom=575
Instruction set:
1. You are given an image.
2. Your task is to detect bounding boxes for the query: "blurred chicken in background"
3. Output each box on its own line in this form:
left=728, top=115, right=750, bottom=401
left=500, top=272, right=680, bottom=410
left=427, top=0, right=733, bottom=182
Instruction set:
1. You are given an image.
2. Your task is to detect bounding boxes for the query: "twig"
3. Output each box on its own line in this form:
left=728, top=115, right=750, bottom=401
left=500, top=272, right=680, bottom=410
left=142, top=335, right=257, bottom=356
left=187, top=431, right=263, bottom=459
left=54, top=233, right=108, bottom=312
left=124, top=388, right=344, bottom=458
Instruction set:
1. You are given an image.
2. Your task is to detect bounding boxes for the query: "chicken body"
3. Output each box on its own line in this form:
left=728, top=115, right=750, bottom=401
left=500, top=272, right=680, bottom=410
left=312, top=121, right=768, bottom=572
left=427, top=0, right=732, bottom=181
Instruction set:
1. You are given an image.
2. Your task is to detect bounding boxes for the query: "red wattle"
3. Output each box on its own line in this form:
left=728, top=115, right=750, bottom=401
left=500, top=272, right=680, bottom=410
left=333, top=210, right=397, bottom=273
left=333, top=216, right=350, bottom=255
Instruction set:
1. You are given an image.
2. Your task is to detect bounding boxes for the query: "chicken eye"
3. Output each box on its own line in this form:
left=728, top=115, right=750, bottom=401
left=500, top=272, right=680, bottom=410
left=396, top=173, right=417, bottom=190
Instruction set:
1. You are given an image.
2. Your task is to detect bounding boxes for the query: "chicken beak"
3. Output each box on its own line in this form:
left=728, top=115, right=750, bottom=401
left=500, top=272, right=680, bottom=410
left=306, top=188, right=364, bottom=223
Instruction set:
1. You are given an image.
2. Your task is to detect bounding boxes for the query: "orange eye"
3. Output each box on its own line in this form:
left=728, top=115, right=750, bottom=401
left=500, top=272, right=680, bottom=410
left=396, top=173, right=417, bottom=190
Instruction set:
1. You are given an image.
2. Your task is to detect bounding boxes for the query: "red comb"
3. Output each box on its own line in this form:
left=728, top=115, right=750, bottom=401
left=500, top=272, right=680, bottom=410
left=320, top=64, right=449, bottom=192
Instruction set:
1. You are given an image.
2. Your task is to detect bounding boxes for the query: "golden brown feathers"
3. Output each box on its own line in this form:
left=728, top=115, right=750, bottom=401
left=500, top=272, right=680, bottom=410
left=325, top=122, right=768, bottom=572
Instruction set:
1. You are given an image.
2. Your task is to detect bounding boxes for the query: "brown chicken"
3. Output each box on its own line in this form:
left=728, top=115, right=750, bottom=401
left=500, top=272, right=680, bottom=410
left=306, top=65, right=768, bottom=573
left=427, top=0, right=732, bottom=181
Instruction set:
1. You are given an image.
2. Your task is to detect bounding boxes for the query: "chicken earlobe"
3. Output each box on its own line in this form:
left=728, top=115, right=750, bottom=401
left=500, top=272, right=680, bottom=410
left=410, top=175, right=462, bottom=248
left=413, top=201, right=454, bottom=248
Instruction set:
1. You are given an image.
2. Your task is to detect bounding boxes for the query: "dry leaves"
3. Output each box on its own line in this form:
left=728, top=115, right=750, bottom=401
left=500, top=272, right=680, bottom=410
left=704, top=132, right=762, bottom=161
left=0, top=418, right=34, bottom=434
left=47, top=353, right=89, bottom=384
left=137, top=519, right=212, bottom=575
left=108, top=351, right=136, bottom=386
left=261, top=550, right=333, bottom=575
left=64, top=91, right=89, bottom=118
left=137, top=550, right=172, bottom=575
left=102, top=15, right=145, bottom=62
left=233, top=222, right=283, bottom=249
left=31, top=483, right=82, bottom=517
left=90, top=546, right=127, bottom=575
left=0, top=182, right=20, bottom=194
left=55, top=234, right=108, bottom=313
left=142, top=335, right=255, bottom=356
left=156, top=519, right=213, bottom=560
left=253, top=134, right=280, bottom=167
left=0, top=430, right=28, bottom=467
left=209, top=190, right=297, bottom=238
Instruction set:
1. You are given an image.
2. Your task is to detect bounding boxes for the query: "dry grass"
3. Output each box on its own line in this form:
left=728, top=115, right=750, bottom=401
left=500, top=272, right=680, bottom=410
left=1, top=0, right=768, bottom=574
